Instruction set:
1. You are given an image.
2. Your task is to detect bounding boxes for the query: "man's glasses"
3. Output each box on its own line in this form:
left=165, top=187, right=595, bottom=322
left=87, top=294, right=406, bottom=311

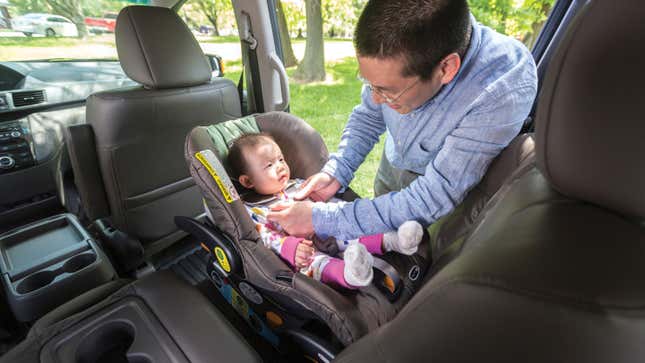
left=357, top=73, right=420, bottom=104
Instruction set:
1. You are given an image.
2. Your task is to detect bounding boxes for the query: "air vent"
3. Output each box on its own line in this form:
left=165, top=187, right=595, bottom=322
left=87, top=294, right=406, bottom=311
left=12, top=90, right=45, bottom=108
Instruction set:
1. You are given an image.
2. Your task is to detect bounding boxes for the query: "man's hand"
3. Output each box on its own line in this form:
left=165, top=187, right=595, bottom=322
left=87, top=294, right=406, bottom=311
left=294, top=172, right=341, bottom=201
left=267, top=200, right=315, bottom=237
left=294, top=239, right=315, bottom=269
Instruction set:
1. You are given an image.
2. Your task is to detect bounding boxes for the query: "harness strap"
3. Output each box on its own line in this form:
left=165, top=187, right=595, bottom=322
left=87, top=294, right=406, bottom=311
left=372, top=257, right=403, bottom=302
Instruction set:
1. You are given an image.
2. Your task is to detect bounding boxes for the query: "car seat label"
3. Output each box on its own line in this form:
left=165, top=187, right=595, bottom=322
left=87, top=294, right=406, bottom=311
left=231, top=288, right=249, bottom=317
left=239, top=281, right=263, bottom=305
left=214, top=246, right=231, bottom=272
left=195, top=149, right=240, bottom=203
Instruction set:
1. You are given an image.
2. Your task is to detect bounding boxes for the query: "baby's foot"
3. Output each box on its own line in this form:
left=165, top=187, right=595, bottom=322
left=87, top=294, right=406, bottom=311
left=383, top=220, right=423, bottom=255
left=343, top=243, right=373, bottom=287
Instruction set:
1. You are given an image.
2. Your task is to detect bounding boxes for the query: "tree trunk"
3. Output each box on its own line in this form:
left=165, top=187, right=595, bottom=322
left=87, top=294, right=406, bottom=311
left=294, top=0, right=325, bottom=82
left=276, top=0, right=297, bottom=67
left=206, top=14, right=220, bottom=36
left=197, top=0, right=220, bottom=36
left=45, top=0, right=88, bottom=38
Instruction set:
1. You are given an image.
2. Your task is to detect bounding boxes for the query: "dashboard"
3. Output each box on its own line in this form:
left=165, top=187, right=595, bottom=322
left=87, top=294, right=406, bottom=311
left=0, top=60, right=137, bottom=231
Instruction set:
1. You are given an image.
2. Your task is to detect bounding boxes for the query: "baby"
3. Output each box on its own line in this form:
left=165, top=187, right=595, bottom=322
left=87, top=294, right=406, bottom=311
left=228, top=133, right=422, bottom=289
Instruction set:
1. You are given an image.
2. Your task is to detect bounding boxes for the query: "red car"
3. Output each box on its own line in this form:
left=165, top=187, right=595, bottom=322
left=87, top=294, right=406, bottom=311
left=84, top=12, right=117, bottom=33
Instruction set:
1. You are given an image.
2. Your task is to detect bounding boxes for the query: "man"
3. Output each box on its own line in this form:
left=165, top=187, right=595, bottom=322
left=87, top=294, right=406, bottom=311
left=268, top=0, right=537, bottom=241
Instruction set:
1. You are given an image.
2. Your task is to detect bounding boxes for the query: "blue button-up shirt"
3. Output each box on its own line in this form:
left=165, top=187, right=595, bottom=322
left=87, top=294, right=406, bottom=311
left=312, top=16, right=538, bottom=240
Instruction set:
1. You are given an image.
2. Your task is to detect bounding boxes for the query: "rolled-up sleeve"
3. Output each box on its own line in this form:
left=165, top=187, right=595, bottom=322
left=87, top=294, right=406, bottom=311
left=322, top=87, right=386, bottom=190
left=313, top=84, right=536, bottom=240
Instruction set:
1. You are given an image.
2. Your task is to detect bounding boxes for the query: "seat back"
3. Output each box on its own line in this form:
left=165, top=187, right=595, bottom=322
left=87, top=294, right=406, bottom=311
left=336, top=0, right=645, bottom=361
left=83, top=6, right=241, bottom=251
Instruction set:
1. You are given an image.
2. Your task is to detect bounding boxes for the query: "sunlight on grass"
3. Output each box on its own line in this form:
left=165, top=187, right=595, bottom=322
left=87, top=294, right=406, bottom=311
left=287, top=57, right=384, bottom=198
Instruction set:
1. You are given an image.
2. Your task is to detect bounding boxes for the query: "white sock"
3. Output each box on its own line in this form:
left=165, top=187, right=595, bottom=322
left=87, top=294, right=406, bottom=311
left=343, top=243, right=373, bottom=287
left=383, top=220, right=423, bottom=255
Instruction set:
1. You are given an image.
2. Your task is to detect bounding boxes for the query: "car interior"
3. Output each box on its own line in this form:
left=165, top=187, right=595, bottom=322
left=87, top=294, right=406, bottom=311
left=2, top=0, right=644, bottom=361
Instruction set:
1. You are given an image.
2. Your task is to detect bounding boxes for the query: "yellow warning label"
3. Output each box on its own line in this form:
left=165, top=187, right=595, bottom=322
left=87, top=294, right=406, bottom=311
left=195, top=151, right=236, bottom=203
left=214, top=246, right=231, bottom=272
left=231, top=288, right=249, bottom=317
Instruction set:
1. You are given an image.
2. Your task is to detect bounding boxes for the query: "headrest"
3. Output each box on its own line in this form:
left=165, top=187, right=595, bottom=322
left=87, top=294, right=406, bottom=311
left=535, top=0, right=645, bottom=219
left=192, top=112, right=329, bottom=180
left=115, top=6, right=211, bottom=89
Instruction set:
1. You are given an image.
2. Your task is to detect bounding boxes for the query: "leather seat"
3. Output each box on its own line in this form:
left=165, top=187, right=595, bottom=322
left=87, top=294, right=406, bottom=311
left=66, top=6, right=242, bottom=262
left=336, top=0, right=645, bottom=361
left=0, top=271, right=261, bottom=363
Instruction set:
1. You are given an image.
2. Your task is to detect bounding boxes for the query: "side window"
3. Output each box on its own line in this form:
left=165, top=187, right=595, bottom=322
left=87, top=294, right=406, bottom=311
left=468, top=0, right=557, bottom=49
left=178, top=0, right=241, bottom=85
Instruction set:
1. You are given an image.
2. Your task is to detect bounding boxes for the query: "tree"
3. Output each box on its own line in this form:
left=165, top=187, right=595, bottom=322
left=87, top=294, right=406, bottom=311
left=44, top=0, right=89, bottom=38
left=469, top=0, right=554, bottom=47
left=323, top=0, right=364, bottom=38
left=276, top=0, right=297, bottom=67
left=294, top=0, right=325, bottom=82
left=194, top=0, right=220, bottom=36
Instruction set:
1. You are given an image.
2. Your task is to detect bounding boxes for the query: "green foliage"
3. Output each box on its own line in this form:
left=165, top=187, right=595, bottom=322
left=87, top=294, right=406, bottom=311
left=469, top=0, right=555, bottom=45
left=322, top=0, right=366, bottom=38
left=180, top=0, right=236, bottom=35
left=9, top=0, right=130, bottom=17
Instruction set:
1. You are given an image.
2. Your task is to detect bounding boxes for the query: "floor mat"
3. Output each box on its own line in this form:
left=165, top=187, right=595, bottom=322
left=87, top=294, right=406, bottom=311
left=153, top=237, right=210, bottom=286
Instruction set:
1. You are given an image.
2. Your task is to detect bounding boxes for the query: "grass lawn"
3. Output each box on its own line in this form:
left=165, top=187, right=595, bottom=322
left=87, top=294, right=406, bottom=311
left=222, top=56, right=384, bottom=198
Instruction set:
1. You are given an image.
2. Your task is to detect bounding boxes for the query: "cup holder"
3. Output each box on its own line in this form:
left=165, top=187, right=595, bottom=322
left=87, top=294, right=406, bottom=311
left=62, top=253, right=96, bottom=273
left=16, top=270, right=56, bottom=294
left=76, top=321, right=151, bottom=363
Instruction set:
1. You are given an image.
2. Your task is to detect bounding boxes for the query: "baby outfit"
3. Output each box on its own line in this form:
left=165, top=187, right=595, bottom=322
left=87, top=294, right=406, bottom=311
left=244, top=180, right=422, bottom=289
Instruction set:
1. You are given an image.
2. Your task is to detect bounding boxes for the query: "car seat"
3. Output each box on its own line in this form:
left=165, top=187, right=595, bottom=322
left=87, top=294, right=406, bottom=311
left=65, top=6, right=241, bottom=273
left=335, top=0, right=645, bottom=361
left=176, top=111, right=430, bottom=355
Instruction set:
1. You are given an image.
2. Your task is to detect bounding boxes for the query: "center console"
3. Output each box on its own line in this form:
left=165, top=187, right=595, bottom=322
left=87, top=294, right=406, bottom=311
left=0, top=120, right=34, bottom=174
left=0, top=213, right=115, bottom=321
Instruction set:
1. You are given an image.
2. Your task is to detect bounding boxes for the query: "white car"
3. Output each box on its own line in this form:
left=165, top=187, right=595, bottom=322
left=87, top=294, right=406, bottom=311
left=11, top=13, right=79, bottom=37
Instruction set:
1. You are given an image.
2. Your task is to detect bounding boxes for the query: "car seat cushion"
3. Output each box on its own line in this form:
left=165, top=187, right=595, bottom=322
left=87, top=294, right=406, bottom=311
left=184, top=112, right=431, bottom=345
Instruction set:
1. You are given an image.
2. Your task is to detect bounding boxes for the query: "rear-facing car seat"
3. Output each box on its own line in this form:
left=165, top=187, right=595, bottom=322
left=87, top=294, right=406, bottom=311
left=181, top=111, right=431, bottom=348
left=335, top=0, right=645, bottom=361
left=65, top=5, right=241, bottom=271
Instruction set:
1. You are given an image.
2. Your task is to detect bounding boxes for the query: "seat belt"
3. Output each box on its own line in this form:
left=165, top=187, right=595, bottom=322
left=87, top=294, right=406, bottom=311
left=239, top=12, right=264, bottom=114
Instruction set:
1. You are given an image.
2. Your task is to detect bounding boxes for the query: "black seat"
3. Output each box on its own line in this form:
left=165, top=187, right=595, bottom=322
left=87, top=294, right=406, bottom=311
left=66, top=6, right=241, bottom=269
left=336, top=0, right=645, bottom=361
left=0, top=271, right=261, bottom=363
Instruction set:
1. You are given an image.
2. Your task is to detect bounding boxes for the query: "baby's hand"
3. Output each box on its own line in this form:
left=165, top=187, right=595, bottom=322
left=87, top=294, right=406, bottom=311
left=295, top=239, right=315, bottom=269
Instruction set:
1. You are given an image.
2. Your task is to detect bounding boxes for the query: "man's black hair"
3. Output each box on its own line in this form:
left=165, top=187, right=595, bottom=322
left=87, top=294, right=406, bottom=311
left=354, top=0, right=471, bottom=80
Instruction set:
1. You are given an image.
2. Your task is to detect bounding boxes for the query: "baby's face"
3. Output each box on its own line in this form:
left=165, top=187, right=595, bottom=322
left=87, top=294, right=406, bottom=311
left=239, top=140, right=291, bottom=195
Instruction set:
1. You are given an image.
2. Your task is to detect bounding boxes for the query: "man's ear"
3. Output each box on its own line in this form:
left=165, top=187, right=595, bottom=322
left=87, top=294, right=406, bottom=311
left=438, top=53, right=461, bottom=85
left=238, top=175, right=254, bottom=189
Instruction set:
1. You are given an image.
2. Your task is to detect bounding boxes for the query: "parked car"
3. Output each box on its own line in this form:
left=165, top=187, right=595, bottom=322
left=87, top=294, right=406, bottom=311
left=84, top=12, right=117, bottom=33
left=11, top=13, right=78, bottom=37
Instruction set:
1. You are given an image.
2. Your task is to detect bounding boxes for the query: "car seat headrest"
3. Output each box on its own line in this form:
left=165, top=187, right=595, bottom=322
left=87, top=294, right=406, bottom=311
left=535, top=0, right=645, bottom=219
left=115, top=6, right=211, bottom=89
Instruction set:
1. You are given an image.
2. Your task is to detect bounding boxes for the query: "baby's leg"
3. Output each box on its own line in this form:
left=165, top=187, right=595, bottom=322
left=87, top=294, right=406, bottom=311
left=337, top=235, right=384, bottom=255
left=310, top=244, right=373, bottom=289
